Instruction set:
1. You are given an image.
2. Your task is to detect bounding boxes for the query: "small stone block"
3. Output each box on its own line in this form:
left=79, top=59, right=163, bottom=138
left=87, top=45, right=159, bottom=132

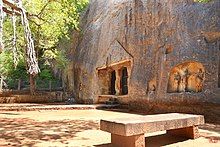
left=111, top=133, right=145, bottom=147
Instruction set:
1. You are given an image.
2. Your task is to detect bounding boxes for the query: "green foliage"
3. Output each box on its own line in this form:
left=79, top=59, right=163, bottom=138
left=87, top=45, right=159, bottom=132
left=0, top=51, right=58, bottom=89
left=0, top=0, right=89, bottom=89
left=195, top=0, right=211, bottom=2
left=43, top=49, right=68, bottom=69
left=38, top=68, right=54, bottom=80
left=8, top=61, right=28, bottom=80
left=0, top=51, right=28, bottom=89
left=36, top=65, right=61, bottom=90
left=2, top=15, right=25, bottom=54
left=0, top=51, right=26, bottom=78
left=24, top=0, right=89, bottom=50
left=0, top=51, right=14, bottom=77
left=26, top=0, right=88, bottom=69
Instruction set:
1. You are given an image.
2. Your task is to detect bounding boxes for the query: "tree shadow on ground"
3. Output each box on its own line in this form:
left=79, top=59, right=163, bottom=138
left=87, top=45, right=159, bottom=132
left=0, top=117, right=99, bottom=147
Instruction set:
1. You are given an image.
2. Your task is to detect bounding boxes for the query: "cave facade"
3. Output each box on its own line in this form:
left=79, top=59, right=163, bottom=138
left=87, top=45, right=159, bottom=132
left=64, top=0, right=220, bottom=108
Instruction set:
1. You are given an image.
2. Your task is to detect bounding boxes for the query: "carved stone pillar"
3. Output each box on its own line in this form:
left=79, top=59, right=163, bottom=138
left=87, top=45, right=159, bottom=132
left=115, top=70, right=121, bottom=95
left=127, top=66, right=131, bottom=95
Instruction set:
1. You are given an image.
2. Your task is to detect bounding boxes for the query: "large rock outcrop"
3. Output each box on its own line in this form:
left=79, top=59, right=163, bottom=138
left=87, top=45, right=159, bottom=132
left=65, top=0, right=220, bottom=109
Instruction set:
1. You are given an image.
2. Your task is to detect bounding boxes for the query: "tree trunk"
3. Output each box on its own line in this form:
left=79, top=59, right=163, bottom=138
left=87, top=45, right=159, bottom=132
left=17, top=78, right=21, bottom=90
left=29, top=74, right=36, bottom=95
left=62, top=74, right=65, bottom=92
left=0, top=76, right=3, bottom=92
left=49, top=80, right=52, bottom=91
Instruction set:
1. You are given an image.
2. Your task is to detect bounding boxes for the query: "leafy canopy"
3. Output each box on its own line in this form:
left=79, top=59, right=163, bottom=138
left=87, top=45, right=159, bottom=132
left=24, top=0, right=88, bottom=50
left=1, top=0, right=88, bottom=83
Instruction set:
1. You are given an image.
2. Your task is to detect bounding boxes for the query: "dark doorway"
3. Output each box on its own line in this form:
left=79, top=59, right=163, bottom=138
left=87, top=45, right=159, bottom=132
left=110, top=70, right=116, bottom=95
left=121, top=67, right=128, bottom=95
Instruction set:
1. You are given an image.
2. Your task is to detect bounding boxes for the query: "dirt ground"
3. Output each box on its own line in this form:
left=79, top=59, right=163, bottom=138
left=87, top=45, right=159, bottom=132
left=0, top=109, right=219, bottom=147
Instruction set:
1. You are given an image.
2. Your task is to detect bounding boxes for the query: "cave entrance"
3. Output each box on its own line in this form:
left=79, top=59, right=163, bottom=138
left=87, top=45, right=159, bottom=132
left=121, top=67, right=128, bottom=95
left=110, top=70, right=116, bottom=95
left=97, top=60, right=131, bottom=96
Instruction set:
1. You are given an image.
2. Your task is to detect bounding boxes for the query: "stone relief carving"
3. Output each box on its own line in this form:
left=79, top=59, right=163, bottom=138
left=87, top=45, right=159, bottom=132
left=167, top=62, right=205, bottom=93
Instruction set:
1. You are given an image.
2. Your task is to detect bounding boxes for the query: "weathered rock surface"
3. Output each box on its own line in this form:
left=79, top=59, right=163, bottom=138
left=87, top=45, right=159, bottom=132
left=64, top=0, right=220, bottom=108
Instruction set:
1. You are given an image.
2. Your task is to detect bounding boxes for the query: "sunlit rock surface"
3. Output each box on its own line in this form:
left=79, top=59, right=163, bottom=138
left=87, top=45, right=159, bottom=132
left=64, top=0, right=220, bottom=112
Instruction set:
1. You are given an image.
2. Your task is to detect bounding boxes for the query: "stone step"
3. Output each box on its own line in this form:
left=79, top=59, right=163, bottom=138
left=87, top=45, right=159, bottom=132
left=98, top=95, right=118, bottom=104
left=98, top=95, right=120, bottom=107
left=106, top=100, right=119, bottom=105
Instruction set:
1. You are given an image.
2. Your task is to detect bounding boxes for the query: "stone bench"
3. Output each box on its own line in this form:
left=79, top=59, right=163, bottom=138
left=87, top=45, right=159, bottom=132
left=100, top=113, right=204, bottom=147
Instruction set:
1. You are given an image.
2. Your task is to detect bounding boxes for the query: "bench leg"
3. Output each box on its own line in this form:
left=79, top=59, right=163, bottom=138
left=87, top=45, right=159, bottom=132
left=111, top=133, right=145, bottom=147
left=167, top=126, right=199, bottom=139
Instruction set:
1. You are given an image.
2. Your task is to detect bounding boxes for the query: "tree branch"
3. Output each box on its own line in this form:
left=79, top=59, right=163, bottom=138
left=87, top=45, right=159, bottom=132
left=3, top=0, right=21, bottom=12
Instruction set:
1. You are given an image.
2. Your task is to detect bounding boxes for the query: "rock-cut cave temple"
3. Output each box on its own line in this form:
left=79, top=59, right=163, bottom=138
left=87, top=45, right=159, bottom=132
left=64, top=0, right=220, bottom=113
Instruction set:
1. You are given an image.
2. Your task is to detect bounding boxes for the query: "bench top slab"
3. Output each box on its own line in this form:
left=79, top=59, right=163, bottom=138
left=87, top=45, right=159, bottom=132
left=100, top=113, right=204, bottom=136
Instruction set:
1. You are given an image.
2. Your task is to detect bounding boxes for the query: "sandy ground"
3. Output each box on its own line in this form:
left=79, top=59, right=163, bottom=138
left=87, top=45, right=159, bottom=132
left=0, top=109, right=219, bottom=147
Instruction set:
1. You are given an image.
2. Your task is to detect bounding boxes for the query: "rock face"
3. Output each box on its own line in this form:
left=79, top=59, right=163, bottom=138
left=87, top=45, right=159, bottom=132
left=65, top=0, right=220, bottom=108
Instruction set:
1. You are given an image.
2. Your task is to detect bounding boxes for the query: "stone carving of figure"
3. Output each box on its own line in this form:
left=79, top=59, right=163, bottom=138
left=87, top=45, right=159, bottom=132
left=186, top=68, right=204, bottom=93
left=167, top=71, right=180, bottom=93
left=168, top=62, right=205, bottom=93
left=178, top=68, right=187, bottom=92
left=186, top=74, right=203, bottom=92
left=178, top=76, right=186, bottom=92
left=187, top=69, right=204, bottom=92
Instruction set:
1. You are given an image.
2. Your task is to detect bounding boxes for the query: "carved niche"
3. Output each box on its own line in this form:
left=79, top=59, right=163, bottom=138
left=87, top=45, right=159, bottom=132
left=167, top=61, right=205, bottom=93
